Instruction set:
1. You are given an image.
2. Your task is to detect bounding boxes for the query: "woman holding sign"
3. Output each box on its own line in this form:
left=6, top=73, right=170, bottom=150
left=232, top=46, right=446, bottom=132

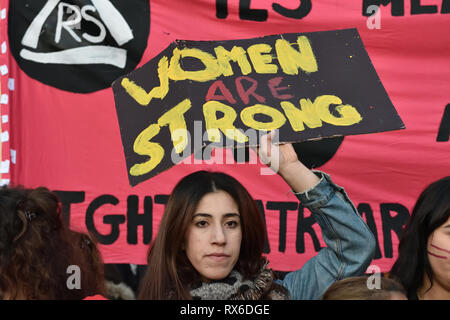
left=138, top=131, right=376, bottom=300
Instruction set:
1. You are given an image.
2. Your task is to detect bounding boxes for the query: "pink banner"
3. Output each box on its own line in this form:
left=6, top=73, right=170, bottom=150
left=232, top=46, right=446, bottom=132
left=4, top=0, right=450, bottom=272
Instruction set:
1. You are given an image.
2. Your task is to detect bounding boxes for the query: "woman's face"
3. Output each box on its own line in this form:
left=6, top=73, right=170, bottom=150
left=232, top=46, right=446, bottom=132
left=427, top=217, right=450, bottom=290
left=184, top=191, right=242, bottom=282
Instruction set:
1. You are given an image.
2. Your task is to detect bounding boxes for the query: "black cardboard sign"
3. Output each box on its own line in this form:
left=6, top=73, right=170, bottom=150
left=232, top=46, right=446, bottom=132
left=112, top=28, right=404, bottom=186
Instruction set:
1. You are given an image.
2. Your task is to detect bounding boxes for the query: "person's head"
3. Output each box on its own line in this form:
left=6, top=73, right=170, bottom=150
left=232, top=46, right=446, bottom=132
left=390, top=176, right=450, bottom=297
left=138, top=171, right=266, bottom=299
left=0, top=186, right=104, bottom=299
left=69, top=230, right=106, bottom=298
left=322, top=275, right=407, bottom=300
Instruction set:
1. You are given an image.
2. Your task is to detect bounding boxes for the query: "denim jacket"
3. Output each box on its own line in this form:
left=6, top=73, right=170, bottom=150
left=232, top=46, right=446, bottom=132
left=275, top=171, right=376, bottom=300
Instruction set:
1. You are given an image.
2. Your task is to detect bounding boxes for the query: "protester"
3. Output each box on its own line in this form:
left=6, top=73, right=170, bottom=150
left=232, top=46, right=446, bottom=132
left=138, top=131, right=376, bottom=300
left=390, top=176, right=450, bottom=300
left=322, top=275, right=407, bottom=300
left=0, top=186, right=105, bottom=299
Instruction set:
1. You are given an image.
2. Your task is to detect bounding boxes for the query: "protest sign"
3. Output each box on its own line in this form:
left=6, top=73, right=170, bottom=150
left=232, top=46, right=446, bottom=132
left=113, top=28, right=404, bottom=186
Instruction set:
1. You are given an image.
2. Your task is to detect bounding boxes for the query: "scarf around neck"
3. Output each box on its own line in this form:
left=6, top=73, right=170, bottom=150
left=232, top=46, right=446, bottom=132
left=189, top=260, right=290, bottom=300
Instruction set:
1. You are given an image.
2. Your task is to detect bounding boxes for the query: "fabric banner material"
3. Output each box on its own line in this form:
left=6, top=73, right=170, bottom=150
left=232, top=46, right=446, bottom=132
left=4, top=0, right=450, bottom=272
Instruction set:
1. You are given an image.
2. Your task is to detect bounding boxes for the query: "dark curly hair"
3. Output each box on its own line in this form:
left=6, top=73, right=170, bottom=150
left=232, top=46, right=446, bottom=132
left=0, top=186, right=105, bottom=299
left=68, top=230, right=106, bottom=297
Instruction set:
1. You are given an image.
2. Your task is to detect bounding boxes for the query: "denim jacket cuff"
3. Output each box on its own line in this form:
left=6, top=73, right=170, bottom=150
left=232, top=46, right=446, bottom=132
left=291, top=170, right=343, bottom=210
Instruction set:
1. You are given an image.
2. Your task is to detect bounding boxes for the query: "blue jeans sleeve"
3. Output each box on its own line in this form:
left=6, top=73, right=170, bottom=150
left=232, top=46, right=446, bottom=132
left=277, top=171, right=376, bottom=300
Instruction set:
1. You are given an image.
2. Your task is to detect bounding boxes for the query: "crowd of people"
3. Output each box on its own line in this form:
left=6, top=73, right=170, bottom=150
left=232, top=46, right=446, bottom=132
left=0, top=133, right=448, bottom=300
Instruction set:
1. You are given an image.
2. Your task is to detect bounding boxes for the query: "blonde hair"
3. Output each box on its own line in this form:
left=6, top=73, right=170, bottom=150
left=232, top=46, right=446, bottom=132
left=322, top=276, right=406, bottom=300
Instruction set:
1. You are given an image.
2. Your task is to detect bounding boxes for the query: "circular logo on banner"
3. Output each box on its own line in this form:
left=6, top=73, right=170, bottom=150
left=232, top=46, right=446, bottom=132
left=291, top=137, right=344, bottom=169
left=8, top=0, right=150, bottom=93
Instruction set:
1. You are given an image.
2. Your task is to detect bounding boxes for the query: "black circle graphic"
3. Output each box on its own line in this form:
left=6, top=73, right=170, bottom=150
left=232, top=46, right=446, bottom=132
left=9, top=0, right=150, bottom=93
left=291, top=137, right=344, bottom=169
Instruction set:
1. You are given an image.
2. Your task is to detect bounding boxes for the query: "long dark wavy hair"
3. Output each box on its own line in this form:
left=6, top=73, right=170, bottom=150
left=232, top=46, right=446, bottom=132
left=390, top=176, right=450, bottom=297
left=0, top=186, right=105, bottom=299
left=138, top=171, right=266, bottom=300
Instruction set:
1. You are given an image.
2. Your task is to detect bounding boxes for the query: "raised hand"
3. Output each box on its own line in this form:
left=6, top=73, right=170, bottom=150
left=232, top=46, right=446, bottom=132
left=255, top=130, right=320, bottom=193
